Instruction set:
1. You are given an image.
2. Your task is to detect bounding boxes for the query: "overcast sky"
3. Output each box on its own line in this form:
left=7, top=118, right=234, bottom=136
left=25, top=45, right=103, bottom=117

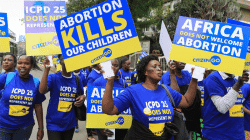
left=0, top=0, right=68, bottom=41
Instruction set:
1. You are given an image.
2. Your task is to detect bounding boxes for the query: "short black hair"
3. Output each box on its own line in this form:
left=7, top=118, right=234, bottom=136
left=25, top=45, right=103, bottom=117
left=119, top=58, right=129, bottom=69
left=18, top=53, right=41, bottom=71
left=4, top=53, right=17, bottom=67
left=136, top=55, right=158, bottom=83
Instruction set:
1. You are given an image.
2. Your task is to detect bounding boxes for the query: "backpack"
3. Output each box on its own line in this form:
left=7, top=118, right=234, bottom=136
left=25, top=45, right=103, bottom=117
left=4, top=72, right=39, bottom=89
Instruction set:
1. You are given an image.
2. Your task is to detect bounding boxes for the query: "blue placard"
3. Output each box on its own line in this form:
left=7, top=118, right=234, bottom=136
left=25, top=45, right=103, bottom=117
left=227, top=18, right=250, bottom=52
left=54, top=0, right=141, bottom=72
left=54, top=0, right=138, bottom=59
left=0, top=13, right=9, bottom=37
left=87, top=86, right=131, bottom=115
left=173, top=16, right=250, bottom=59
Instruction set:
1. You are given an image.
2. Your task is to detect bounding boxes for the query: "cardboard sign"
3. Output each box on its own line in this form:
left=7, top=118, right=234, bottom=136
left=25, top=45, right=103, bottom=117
left=24, top=1, right=67, bottom=56
left=227, top=19, right=250, bottom=70
left=169, top=16, right=250, bottom=76
left=86, top=86, right=132, bottom=128
left=159, top=21, right=172, bottom=63
left=0, top=12, right=10, bottom=52
left=54, top=0, right=141, bottom=72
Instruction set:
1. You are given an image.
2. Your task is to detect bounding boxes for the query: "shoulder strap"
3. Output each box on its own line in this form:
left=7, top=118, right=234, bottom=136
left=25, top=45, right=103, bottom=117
left=5, top=72, right=16, bottom=87
left=33, top=77, right=39, bottom=88
left=119, top=70, right=123, bottom=79
left=75, top=75, right=83, bottom=96
left=123, top=79, right=125, bottom=88
left=160, top=84, right=176, bottom=108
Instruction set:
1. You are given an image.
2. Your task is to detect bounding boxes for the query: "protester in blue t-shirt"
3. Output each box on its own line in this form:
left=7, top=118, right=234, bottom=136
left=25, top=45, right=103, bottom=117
left=93, top=59, right=128, bottom=140
left=87, top=64, right=103, bottom=86
left=203, top=71, right=248, bottom=140
left=0, top=54, right=46, bottom=140
left=86, top=63, right=103, bottom=140
left=118, top=58, right=132, bottom=85
left=131, top=70, right=138, bottom=85
left=241, top=83, right=250, bottom=139
left=81, top=67, right=90, bottom=79
left=198, top=69, right=215, bottom=118
left=102, top=55, right=198, bottom=140
left=160, top=61, right=191, bottom=89
left=39, top=55, right=85, bottom=140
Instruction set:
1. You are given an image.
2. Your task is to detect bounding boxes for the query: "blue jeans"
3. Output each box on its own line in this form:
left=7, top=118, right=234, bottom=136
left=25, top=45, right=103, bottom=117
left=0, top=122, right=34, bottom=140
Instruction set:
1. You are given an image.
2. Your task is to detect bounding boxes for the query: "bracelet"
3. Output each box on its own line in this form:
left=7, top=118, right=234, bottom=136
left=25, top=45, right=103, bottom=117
left=38, top=128, right=44, bottom=131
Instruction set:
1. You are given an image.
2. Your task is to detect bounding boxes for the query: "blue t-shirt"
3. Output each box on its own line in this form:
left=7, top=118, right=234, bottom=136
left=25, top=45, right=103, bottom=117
left=160, top=70, right=191, bottom=86
left=131, top=70, right=138, bottom=85
left=117, top=68, right=131, bottom=86
left=81, top=69, right=90, bottom=79
left=46, top=72, right=84, bottom=131
left=113, top=83, right=182, bottom=136
left=0, top=70, right=18, bottom=77
left=87, top=70, right=103, bottom=86
left=93, top=76, right=128, bottom=88
left=0, top=70, right=18, bottom=98
left=242, top=83, right=250, bottom=131
left=203, top=71, right=244, bottom=140
left=198, top=80, right=205, bottom=118
left=0, top=72, right=45, bottom=129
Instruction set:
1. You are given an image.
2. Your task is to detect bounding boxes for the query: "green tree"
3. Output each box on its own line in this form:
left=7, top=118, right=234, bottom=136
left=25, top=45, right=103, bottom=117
left=164, top=0, right=242, bottom=40
left=66, top=0, right=164, bottom=39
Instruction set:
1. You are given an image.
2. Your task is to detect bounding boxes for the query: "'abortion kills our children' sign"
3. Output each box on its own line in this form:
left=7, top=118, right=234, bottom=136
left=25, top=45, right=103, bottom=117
left=54, top=0, right=141, bottom=72
left=169, top=16, right=250, bottom=76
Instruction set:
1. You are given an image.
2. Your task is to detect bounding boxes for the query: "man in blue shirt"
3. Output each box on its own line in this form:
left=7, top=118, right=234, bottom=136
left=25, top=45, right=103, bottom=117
left=203, top=71, right=248, bottom=140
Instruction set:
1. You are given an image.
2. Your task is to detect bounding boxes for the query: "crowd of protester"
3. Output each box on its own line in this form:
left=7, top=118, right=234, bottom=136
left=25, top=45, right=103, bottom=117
left=0, top=53, right=249, bottom=140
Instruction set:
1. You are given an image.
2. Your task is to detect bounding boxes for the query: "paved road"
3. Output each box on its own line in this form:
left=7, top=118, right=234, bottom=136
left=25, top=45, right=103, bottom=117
left=29, top=68, right=98, bottom=140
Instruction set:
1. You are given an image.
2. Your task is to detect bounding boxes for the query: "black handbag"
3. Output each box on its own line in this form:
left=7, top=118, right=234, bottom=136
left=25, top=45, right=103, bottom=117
left=74, top=75, right=87, bottom=121
left=161, top=84, right=189, bottom=140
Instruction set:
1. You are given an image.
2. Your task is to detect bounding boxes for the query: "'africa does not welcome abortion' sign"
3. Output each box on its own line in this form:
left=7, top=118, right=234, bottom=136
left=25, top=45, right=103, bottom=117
left=169, top=16, right=250, bottom=76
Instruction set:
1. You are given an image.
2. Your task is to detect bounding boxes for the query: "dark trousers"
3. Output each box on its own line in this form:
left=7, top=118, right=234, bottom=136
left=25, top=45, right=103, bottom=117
left=0, top=122, right=34, bottom=140
left=47, top=127, right=75, bottom=140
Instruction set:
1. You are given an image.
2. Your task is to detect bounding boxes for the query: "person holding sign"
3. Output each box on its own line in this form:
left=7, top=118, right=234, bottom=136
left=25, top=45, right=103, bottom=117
left=93, top=59, right=128, bottom=140
left=0, top=55, right=46, bottom=140
left=118, top=58, right=132, bottom=86
left=39, top=55, right=85, bottom=140
left=102, top=55, right=198, bottom=139
left=241, top=83, right=250, bottom=140
left=161, top=61, right=202, bottom=137
left=202, top=71, right=249, bottom=140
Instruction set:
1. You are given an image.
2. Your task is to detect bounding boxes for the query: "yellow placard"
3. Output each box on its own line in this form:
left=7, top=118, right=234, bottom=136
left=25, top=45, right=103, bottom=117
left=169, top=44, right=245, bottom=76
left=9, top=105, right=29, bottom=116
left=26, top=32, right=62, bottom=56
left=58, top=100, right=73, bottom=112
left=86, top=113, right=132, bottom=129
left=229, top=104, right=244, bottom=117
left=0, top=37, right=10, bottom=52
left=64, top=37, right=141, bottom=72
left=245, top=54, right=250, bottom=70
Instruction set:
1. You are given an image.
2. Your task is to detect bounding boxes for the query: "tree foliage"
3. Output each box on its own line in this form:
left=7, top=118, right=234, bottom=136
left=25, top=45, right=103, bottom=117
left=66, top=0, right=164, bottom=39
left=164, top=0, right=242, bottom=40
